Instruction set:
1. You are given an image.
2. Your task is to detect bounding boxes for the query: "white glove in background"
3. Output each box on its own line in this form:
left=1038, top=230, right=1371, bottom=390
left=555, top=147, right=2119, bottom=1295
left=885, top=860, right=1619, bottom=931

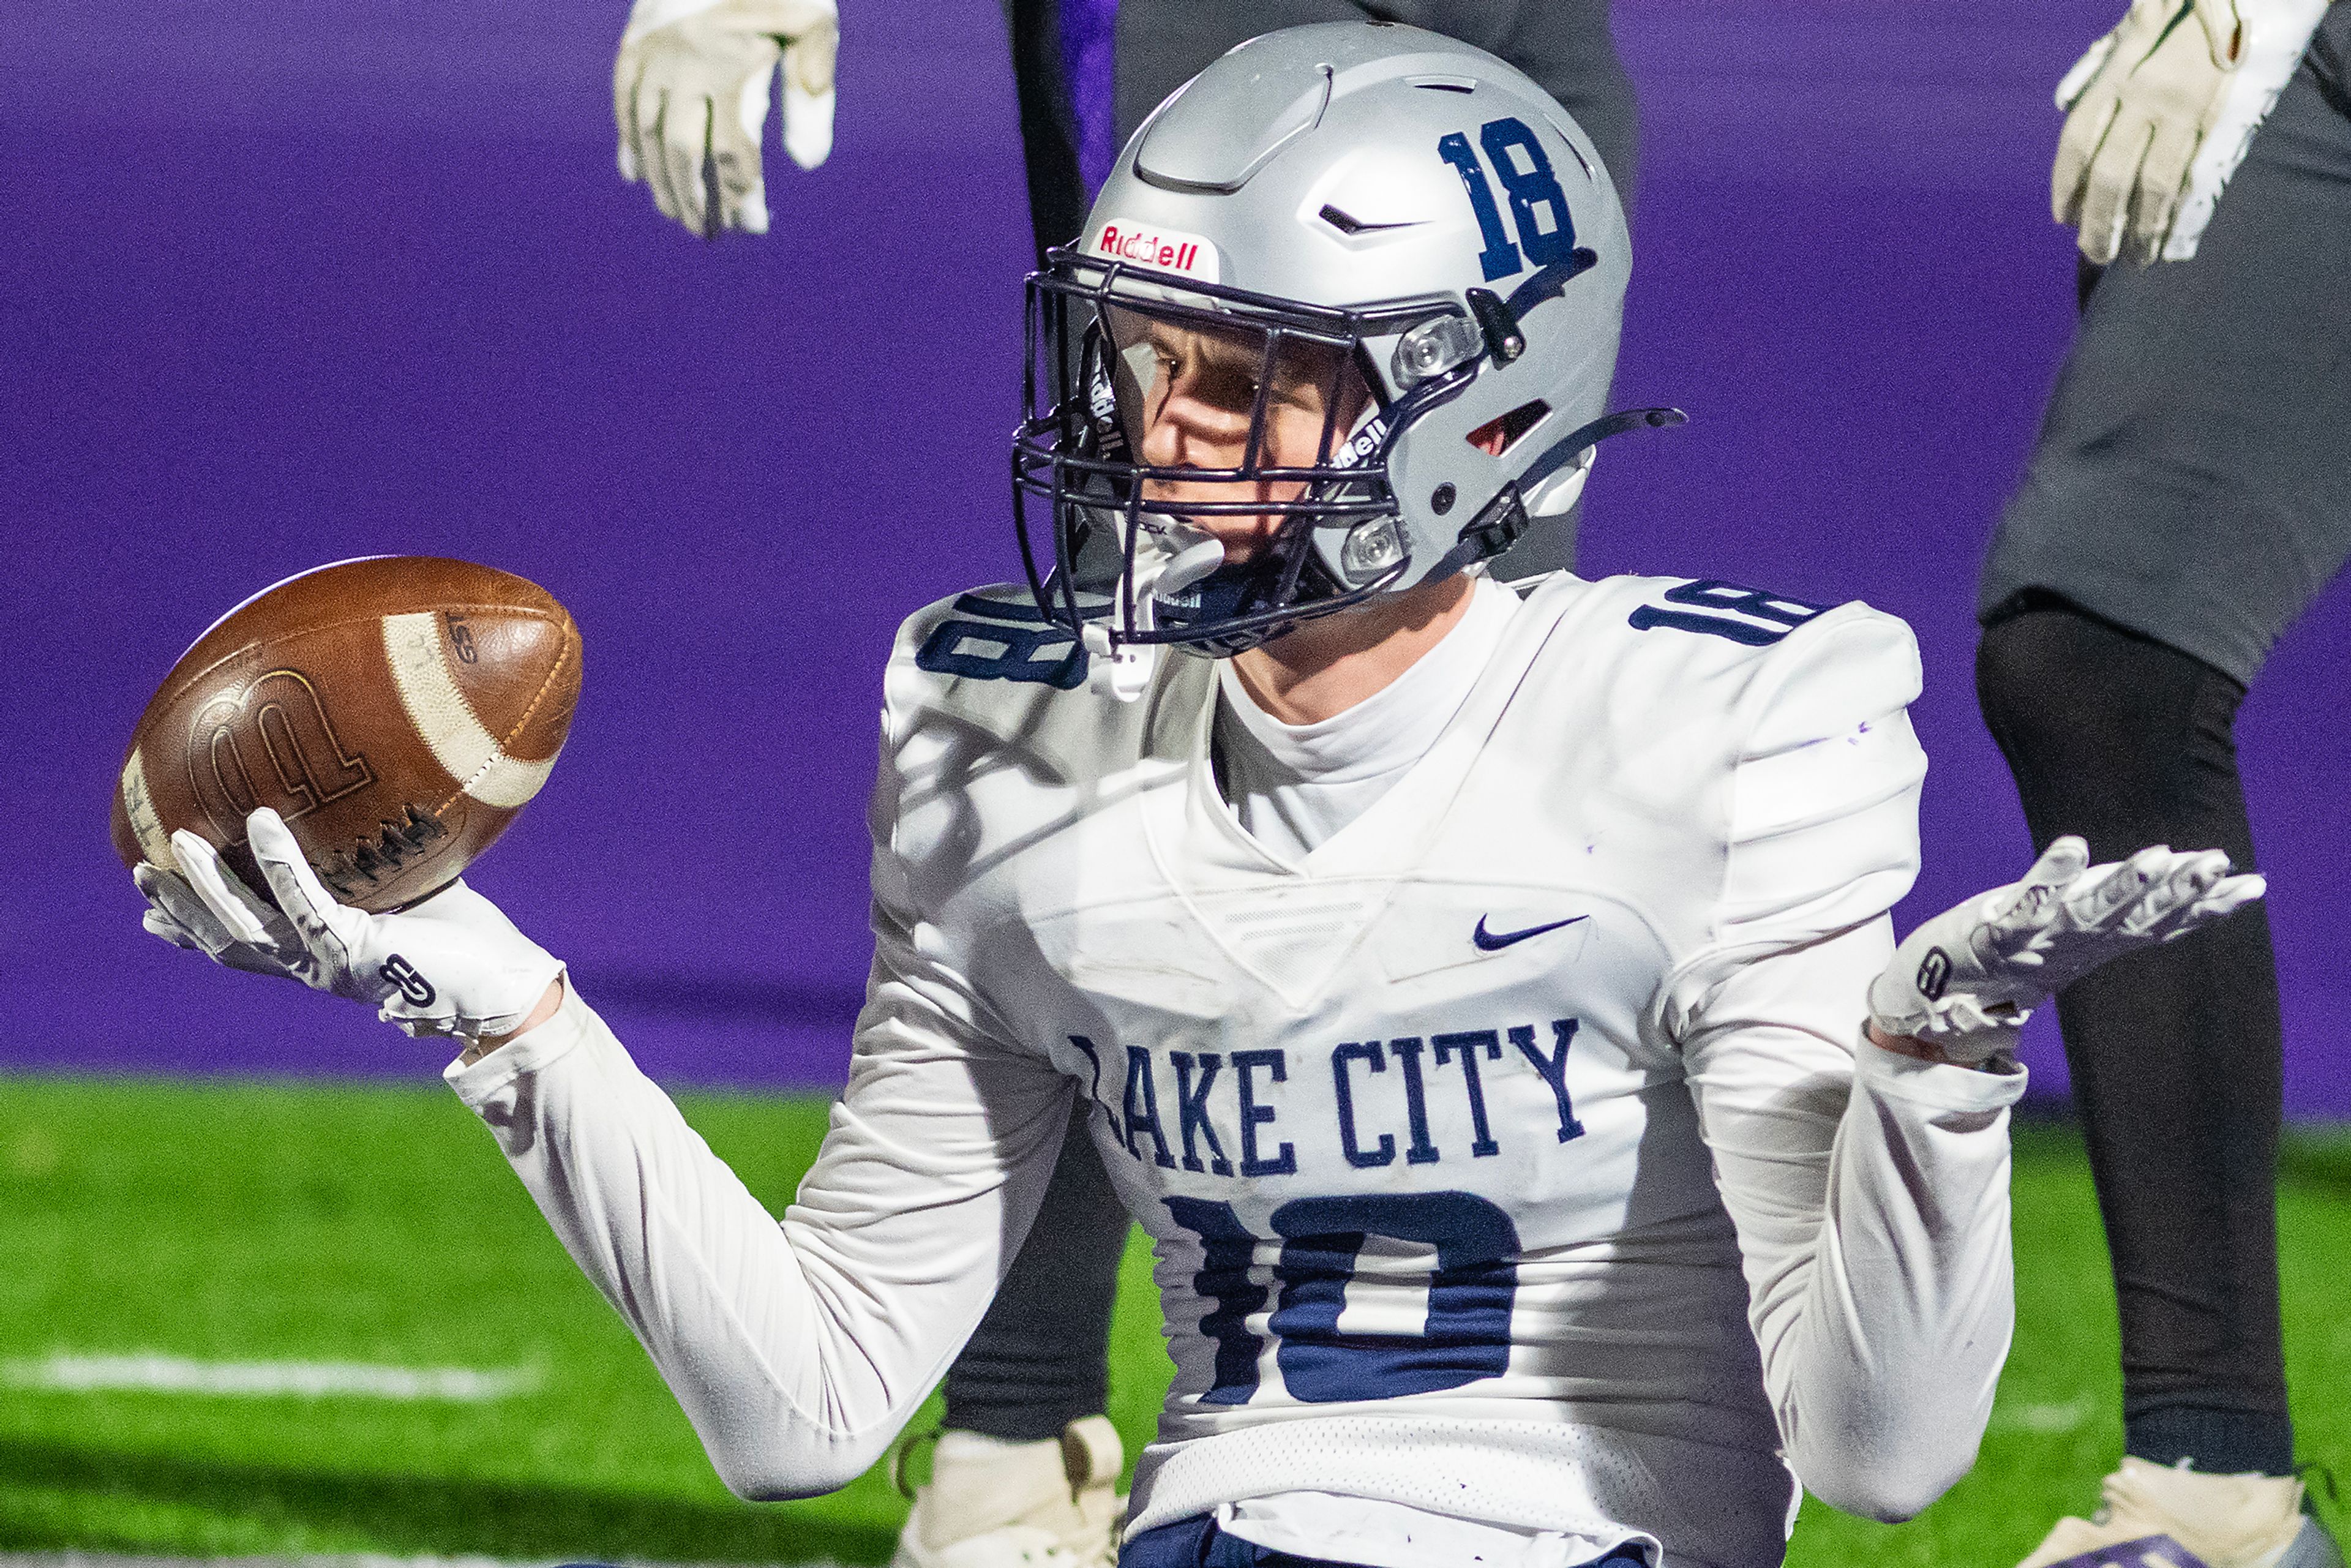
left=137, top=809, right=564, bottom=1041
left=615, top=0, right=840, bottom=238
left=1869, top=836, right=2265, bottom=1063
left=2053, top=0, right=2330, bottom=264
left=2054, top=0, right=2241, bottom=265
left=2158, top=0, right=2331, bottom=257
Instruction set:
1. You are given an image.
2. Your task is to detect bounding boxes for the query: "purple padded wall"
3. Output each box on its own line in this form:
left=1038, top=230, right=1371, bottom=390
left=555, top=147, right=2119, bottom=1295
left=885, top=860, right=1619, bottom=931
left=4, top=0, right=2344, bottom=1111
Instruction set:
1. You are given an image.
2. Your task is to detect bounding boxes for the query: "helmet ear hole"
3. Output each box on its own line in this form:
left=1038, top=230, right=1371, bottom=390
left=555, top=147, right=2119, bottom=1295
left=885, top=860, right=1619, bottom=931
left=1467, top=400, right=1551, bottom=456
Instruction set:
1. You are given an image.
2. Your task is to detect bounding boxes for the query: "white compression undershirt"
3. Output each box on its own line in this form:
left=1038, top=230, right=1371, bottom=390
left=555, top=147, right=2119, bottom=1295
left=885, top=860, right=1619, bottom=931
left=1214, top=574, right=1522, bottom=861
left=1210, top=575, right=1619, bottom=1568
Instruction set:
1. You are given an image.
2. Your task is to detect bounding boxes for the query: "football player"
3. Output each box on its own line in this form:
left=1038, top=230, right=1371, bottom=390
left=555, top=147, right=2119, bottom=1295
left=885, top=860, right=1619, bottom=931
left=140, top=26, right=2265, bottom=1568
left=612, top=5, right=1635, bottom=1564
left=1978, top=2, right=2348, bottom=1565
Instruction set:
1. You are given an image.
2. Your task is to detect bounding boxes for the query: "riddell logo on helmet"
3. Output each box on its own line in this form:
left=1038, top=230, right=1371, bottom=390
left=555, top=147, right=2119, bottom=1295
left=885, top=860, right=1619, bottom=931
left=1089, top=221, right=1220, bottom=282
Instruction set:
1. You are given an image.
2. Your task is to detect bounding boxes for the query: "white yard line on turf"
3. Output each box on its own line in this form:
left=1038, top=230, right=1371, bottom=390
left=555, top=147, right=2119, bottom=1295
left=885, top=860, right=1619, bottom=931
left=0, top=1352, right=542, bottom=1401
left=1992, top=1395, right=2098, bottom=1433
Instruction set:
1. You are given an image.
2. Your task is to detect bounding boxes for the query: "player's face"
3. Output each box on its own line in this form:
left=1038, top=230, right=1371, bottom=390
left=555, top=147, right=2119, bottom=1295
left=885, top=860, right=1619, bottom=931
left=1127, top=315, right=1373, bottom=562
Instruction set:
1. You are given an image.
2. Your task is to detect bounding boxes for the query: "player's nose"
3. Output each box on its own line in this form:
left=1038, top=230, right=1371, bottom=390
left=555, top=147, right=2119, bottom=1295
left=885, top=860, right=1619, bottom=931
left=1140, top=392, right=1251, bottom=470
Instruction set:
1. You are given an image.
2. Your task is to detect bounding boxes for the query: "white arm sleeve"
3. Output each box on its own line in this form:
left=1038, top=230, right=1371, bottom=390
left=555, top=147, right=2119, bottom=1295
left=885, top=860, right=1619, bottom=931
left=1679, top=931, right=2023, bottom=1522
left=444, top=891, right=1073, bottom=1501
left=1663, top=608, right=2027, bottom=1522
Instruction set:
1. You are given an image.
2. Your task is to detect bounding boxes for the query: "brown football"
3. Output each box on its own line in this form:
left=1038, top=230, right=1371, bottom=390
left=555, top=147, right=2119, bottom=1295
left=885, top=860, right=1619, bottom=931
left=112, top=556, right=582, bottom=912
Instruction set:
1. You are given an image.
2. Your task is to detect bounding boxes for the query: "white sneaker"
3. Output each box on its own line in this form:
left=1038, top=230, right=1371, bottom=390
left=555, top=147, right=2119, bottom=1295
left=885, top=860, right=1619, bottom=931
left=2017, top=1456, right=2345, bottom=1568
left=890, top=1416, right=1128, bottom=1568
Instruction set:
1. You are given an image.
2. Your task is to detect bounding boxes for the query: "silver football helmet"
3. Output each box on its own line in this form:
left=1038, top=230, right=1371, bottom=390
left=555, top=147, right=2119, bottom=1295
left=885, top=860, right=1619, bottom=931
left=1011, top=21, right=1678, bottom=695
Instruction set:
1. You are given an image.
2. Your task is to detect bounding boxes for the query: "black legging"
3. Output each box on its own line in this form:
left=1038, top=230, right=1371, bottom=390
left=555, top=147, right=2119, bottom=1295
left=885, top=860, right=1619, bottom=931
left=943, top=1102, right=1133, bottom=1440
left=1976, top=598, right=2291, bottom=1476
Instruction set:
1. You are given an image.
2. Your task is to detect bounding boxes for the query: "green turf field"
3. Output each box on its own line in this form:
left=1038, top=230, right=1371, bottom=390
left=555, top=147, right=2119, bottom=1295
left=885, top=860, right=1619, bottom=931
left=0, top=1072, right=2342, bottom=1566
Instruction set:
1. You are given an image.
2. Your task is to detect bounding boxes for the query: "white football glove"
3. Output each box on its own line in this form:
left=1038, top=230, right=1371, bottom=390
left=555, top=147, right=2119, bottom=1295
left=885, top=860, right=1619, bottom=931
left=136, top=808, right=564, bottom=1042
left=1869, top=836, right=2265, bottom=1063
left=2053, top=0, right=2329, bottom=264
left=615, top=0, right=839, bottom=238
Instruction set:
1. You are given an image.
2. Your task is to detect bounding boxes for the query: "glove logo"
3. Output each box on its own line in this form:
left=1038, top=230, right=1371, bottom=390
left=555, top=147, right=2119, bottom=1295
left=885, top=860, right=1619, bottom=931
left=1917, top=947, right=1954, bottom=1002
left=380, top=954, right=437, bottom=1008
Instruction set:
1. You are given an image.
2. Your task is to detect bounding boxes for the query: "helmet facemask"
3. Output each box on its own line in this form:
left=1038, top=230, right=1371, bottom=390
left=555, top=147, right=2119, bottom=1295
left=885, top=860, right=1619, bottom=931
left=1014, top=253, right=1479, bottom=694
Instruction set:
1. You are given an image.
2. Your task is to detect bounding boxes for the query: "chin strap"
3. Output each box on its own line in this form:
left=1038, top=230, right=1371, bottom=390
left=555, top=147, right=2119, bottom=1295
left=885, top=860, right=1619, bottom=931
left=1518, top=406, right=1687, bottom=493
left=1080, top=623, right=1156, bottom=702
left=1084, top=524, right=1223, bottom=702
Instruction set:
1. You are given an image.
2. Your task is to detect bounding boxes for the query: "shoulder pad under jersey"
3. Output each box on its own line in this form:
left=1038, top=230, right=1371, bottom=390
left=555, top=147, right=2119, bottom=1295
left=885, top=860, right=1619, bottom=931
left=1594, top=574, right=1924, bottom=943
left=1515, top=571, right=1918, bottom=718
left=880, top=582, right=1185, bottom=792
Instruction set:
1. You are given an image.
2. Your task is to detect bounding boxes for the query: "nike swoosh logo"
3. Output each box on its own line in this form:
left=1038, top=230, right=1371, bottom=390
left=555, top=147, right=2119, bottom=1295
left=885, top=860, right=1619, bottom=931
left=1472, top=914, right=1588, bottom=951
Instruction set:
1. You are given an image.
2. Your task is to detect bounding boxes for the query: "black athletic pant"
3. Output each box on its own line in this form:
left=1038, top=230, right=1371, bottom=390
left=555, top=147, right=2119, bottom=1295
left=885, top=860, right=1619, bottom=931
left=1976, top=601, right=2292, bottom=1476
left=1002, top=0, right=1094, bottom=268
left=943, top=1101, right=1132, bottom=1440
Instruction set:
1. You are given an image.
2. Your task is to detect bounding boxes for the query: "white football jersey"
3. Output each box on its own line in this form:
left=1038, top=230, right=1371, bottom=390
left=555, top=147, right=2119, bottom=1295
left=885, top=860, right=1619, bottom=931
left=452, top=570, right=2024, bottom=1568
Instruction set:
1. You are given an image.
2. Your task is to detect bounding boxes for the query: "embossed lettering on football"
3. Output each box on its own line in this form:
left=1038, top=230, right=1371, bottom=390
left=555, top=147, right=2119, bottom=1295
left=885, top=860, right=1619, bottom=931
left=112, top=556, right=582, bottom=912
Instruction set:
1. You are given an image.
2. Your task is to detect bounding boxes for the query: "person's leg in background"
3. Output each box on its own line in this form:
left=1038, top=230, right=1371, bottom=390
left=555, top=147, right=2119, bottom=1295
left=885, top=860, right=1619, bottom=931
left=1975, top=12, right=2351, bottom=1566
left=1979, top=602, right=2289, bottom=1466
left=896, top=1105, right=1134, bottom=1568
left=941, top=1110, right=1130, bottom=1441
left=1002, top=0, right=1093, bottom=264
